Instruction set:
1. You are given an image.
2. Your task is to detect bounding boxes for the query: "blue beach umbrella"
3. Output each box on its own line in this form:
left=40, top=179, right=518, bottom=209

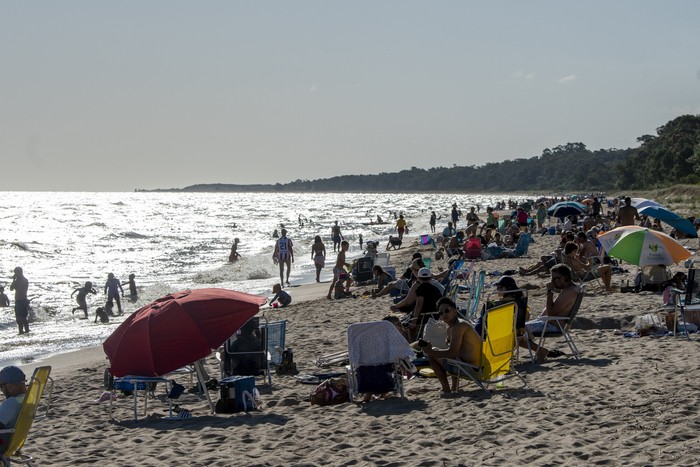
left=630, top=197, right=662, bottom=210
left=638, top=205, right=697, bottom=237
left=547, top=201, right=586, bottom=218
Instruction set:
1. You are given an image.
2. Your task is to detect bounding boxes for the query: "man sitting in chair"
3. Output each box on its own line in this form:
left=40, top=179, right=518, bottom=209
left=0, top=366, right=26, bottom=430
left=420, top=298, right=481, bottom=394
left=563, top=242, right=613, bottom=292
left=520, top=264, right=579, bottom=363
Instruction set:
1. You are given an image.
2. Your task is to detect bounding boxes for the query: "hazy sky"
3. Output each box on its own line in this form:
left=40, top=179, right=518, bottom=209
left=2, top=1, right=699, bottom=191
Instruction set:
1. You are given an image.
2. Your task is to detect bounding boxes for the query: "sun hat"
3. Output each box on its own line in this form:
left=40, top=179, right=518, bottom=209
left=417, top=268, right=431, bottom=278
left=0, top=366, right=26, bottom=385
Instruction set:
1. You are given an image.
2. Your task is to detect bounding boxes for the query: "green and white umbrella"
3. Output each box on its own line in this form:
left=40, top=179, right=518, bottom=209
left=598, top=227, right=691, bottom=266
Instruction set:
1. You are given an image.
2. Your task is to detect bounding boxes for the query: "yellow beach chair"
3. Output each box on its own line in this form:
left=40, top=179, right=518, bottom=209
left=445, top=302, right=526, bottom=392
left=0, top=366, right=52, bottom=467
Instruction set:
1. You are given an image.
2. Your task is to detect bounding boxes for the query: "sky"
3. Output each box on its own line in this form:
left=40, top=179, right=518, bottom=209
left=1, top=1, right=699, bottom=192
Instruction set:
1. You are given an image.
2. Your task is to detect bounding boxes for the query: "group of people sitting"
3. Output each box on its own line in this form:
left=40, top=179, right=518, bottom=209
left=368, top=244, right=581, bottom=394
left=520, top=229, right=614, bottom=292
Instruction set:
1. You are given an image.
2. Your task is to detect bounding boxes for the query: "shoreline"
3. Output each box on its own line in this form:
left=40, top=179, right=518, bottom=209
left=20, top=227, right=700, bottom=466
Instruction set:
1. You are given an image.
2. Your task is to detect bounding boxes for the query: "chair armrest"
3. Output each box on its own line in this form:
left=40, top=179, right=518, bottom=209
left=537, top=316, right=570, bottom=322
left=0, top=428, right=15, bottom=435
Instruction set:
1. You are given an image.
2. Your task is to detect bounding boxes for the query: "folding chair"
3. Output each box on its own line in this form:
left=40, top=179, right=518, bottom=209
left=529, top=285, right=585, bottom=360
left=345, top=321, right=415, bottom=402
left=444, top=302, right=526, bottom=392
left=673, top=267, right=700, bottom=339
left=0, top=366, right=52, bottom=467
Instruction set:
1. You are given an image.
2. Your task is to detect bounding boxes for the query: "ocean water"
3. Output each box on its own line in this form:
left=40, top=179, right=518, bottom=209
left=0, top=191, right=530, bottom=366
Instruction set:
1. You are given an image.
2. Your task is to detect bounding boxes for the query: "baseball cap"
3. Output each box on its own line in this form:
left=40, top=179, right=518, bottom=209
left=0, top=366, right=26, bottom=385
left=494, top=275, right=517, bottom=290
left=417, top=268, right=431, bottom=278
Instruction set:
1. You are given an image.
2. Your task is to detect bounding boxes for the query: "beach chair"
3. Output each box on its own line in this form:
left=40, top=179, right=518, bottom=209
left=0, top=366, right=52, bottom=467
left=221, top=317, right=285, bottom=386
left=562, top=255, right=603, bottom=289
left=508, top=233, right=532, bottom=258
left=345, top=321, right=415, bottom=402
left=529, top=285, right=585, bottom=360
left=672, top=268, right=700, bottom=339
left=457, top=270, right=485, bottom=322
left=444, top=302, right=526, bottom=392
left=481, top=289, right=529, bottom=361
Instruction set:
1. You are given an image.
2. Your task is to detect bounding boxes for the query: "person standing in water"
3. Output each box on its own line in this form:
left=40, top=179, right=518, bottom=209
left=125, top=273, right=137, bottom=299
left=273, top=228, right=294, bottom=286
left=10, top=267, right=30, bottom=334
left=71, top=281, right=97, bottom=318
left=331, top=221, right=343, bottom=253
left=104, top=273, right=124, bottom=315
left=0, top=286, right=9, bottom=307
left=229, top=238, right=241, bottom=262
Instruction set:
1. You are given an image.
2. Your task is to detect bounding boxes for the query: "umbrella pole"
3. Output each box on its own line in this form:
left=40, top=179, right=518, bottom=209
left=194, top=360, right=215, bottom=413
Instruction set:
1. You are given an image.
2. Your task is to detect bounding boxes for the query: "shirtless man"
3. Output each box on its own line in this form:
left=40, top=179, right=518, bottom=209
left=575, top=231, right=599, bottom=260
left=521, top=264, right=580, bottom=362
left=564, top=241, right=613, bottom=291
left=421, top=297, right=482, bottom=393
left=10, top=267, right=29, bottom=334
left=617, top=197, right=640, bottom=226
left=327, top=240, right=351, bottom=299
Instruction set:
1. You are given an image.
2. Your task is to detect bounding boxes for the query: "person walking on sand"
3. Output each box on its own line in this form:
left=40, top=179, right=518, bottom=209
left=396, top=214, right=407, bottom=241
left=10, top=267, right=29, bottom=334
left=104, top=272, right=124, bottom=315
left=71, top=281, right=97, bottom=318
left=429, top=211, right=437, bottom=233
left=327, top=240, right=351, bottom=299
left=331, top=221, right=343, bottom=253
left=273, top=228, right=294, bottom=286
left=311, top=235, right=326, bottom=283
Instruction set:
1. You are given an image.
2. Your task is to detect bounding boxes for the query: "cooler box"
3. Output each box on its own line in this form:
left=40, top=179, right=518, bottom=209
left=548, top=227, right=556, bottom=235
left=218, top=375, right=256, bottom=413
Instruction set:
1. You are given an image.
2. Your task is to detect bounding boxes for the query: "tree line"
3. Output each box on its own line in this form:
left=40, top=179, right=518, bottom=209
left=141, top=115, right=700, bottom=193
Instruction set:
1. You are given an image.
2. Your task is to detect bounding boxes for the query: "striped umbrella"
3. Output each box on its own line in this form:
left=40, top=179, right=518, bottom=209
left=598, top=228, right=691, bottom=266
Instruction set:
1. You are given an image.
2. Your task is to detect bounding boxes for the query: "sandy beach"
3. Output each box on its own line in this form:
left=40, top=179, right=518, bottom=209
left=16, top=230, right=700, bottom=466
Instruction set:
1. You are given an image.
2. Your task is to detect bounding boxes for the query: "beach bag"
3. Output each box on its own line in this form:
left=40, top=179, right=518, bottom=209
left=310, top=377, right=349, bottom=406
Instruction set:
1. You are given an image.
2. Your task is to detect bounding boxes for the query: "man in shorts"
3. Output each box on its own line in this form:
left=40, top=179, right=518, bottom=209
left=10, top=267, right=29, bottom=334
left=521, top=264, right=579, bottom=362
left=273, top=228, right=294, bottom=286
left=421, top=297, right=481, bottom=393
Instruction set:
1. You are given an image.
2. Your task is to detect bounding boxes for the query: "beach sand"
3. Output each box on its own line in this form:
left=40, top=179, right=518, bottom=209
left=17, top=231, right=700, bottom=466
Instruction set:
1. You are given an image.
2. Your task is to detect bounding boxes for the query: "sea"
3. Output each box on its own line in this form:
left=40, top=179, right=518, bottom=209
left=0, top=191, right=535, bottom=367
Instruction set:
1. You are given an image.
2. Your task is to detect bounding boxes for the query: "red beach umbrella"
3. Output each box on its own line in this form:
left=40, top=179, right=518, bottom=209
left=103, top=288, right=265, bottom=377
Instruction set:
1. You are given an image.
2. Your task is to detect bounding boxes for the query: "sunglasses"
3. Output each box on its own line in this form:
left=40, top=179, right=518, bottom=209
left=438, top=307, right=451, bottom=315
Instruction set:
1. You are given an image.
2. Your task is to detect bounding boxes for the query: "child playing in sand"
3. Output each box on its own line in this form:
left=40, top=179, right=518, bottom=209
left=71, top=281, right=97, bottom=318
left=271, top=283, right=292, bottom=308
left=0, top=286, right=9, bottom=307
